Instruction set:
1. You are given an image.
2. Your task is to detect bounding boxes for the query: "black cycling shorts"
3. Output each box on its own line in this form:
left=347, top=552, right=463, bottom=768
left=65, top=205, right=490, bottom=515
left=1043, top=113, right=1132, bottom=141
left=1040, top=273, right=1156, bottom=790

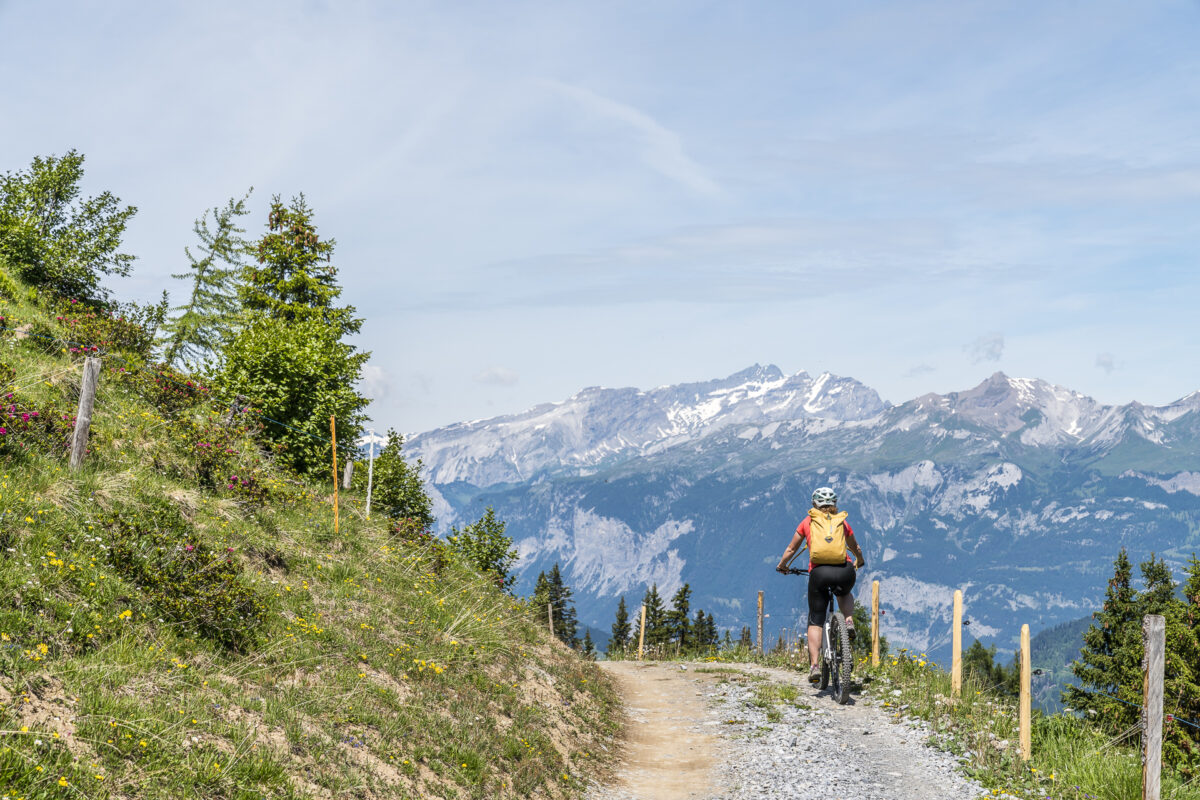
left=807, top=562, right=857, bottom=627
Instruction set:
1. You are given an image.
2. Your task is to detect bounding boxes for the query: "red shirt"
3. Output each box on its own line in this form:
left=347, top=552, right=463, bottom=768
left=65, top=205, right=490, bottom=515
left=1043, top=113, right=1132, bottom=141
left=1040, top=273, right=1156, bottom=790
left=795, top=517, right=856, bottom=571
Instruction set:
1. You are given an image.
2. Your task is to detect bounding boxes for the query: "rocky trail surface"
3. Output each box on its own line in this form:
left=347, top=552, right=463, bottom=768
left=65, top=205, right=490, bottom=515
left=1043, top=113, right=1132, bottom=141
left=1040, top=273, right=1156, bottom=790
left=587, top=661, right=985, bottom=800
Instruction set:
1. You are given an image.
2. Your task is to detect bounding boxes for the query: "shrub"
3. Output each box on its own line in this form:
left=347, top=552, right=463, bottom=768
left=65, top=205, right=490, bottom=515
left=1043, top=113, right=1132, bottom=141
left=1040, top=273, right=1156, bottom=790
left=170, top=412, right=271, bottom=503
left=0, top=385, right=76, bottom=460
left=48, top=296, right=166, bottom=360
left=144, top=362, right=213, bottom=418
left=365, top=429, right=434, bottom=527
left=447, top=507, right=518, bottom=592
left=104, top=500, right=267, bottom=651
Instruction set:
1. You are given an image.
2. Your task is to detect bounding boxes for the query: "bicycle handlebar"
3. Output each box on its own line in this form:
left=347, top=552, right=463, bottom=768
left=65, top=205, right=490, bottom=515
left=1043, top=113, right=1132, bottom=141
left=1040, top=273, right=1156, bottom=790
left=778, top=562, right=867, bottom=576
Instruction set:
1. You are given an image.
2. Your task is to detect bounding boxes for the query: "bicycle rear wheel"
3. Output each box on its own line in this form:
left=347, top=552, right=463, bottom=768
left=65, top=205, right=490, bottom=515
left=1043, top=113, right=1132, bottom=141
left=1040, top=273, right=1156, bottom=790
left=829, top=611, right=852, bottom=704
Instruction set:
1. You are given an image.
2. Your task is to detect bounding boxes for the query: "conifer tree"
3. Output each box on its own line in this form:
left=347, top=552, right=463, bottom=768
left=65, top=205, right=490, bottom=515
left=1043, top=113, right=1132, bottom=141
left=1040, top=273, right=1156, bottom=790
left=667, top=584, right=692, bottom=650
left=1182, top=553, right=1200, bottom=761
left=239, top=194, right=359, bottom=335
left=692, top=609, right=708, bottom=654
left=1065, top=549, right=1141, bottom=728
left=738, top=626, right=752, bottom=648
left=531, top=571, right=551, bottom=621
left=162, top=192, right=251, bottom=367
left=609, top=596, right=631, bottom=656
left=1138, top=555, right=1200, bottom=771
left=215, top=195, right=369, bottom=475
left=704, top=613, right=719, bottom=649
left=722, top=629, right=733, bottom=650
left=539, top=563, right=578, bottom=648
left=641, top=584, right=669, bottom=649
left=368, top=430, right=434, bottom=529
left=582, top=629, right=596, bottom=659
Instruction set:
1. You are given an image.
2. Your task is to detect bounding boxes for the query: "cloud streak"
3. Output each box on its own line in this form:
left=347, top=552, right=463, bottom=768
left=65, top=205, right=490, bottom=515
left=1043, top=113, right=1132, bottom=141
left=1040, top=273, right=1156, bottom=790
left=475, top=367, right=520, bottom=386
left=966, top=333, right=1005, bottom=364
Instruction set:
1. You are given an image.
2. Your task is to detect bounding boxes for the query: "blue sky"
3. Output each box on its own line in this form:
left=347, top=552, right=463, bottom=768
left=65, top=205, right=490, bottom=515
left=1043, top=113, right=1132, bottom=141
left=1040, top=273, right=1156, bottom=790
left=3, top=1, right=1199, bottom=432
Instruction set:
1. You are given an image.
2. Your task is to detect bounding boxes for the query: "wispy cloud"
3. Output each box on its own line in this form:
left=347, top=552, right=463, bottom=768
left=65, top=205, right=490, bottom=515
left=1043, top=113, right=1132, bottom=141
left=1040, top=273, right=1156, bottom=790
left=543, top=80, right=720, bottom=197
left=905, top=364, right=936, bottom=377
left=1096, top=352, right=1116, bottom=374
left=474, top=367, right=520, bottom=386
left=966, top=333, right=1004, bottom=364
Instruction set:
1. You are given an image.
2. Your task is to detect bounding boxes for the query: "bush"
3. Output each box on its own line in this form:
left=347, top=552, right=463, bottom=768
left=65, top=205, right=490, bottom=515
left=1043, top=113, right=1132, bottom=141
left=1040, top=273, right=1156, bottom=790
left=47, top=296, right=167, bottom=361
left=144, top=362, right=213, bottom=418
left=169, top=412, right=272, bottom=503
left=104, top=500, right=267, bottom=652
left=448, top=507, right=518, bottom=592
left=0, top=382, right=76, bottom=460
left=365, top=429, right=434, bottom=527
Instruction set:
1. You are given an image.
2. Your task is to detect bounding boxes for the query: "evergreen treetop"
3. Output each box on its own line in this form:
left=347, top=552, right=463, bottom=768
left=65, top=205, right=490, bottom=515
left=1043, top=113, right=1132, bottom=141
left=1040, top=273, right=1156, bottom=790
left=609, top=596, right=631, bottom=655
left=667, top=584, right=692, bottom=649
left=241, top=194, right=360, bottom=336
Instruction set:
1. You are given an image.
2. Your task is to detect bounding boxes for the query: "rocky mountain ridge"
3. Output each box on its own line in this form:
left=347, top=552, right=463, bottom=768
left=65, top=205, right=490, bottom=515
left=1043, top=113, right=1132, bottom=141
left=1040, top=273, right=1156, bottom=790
left=409, top=367, right=1200, bottom=660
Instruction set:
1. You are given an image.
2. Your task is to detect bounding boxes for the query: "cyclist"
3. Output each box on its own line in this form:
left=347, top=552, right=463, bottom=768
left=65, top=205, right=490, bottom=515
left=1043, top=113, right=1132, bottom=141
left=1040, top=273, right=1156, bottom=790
left=775, top=486, right=866, bottom=684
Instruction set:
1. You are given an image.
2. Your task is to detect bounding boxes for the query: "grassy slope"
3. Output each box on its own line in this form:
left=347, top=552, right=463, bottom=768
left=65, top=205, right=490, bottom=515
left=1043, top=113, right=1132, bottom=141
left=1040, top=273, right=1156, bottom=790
left=0, top=282, right=619, bottom=799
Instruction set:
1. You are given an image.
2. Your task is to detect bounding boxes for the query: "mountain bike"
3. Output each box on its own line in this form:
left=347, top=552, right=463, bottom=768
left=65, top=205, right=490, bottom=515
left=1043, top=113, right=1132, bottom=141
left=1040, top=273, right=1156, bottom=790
left=782, top=567, right=854, bottom=705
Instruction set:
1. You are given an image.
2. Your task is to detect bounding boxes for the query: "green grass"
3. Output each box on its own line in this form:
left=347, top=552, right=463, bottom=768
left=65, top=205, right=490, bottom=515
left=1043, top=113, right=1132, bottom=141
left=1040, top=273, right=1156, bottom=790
left=864, top=649, right=1200, bottom=800
left=0, top=283, right=621, bottom=799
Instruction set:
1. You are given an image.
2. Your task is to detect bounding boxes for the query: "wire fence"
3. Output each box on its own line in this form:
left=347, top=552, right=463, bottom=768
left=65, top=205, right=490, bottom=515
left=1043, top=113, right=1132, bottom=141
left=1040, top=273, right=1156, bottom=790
left=2, top=324, right=338, bottom=447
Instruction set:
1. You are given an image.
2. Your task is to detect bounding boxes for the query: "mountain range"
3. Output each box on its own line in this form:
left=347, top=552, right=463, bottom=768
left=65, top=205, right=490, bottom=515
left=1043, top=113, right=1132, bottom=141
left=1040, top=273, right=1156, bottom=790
left=409, top=366, right=1200, bottom=660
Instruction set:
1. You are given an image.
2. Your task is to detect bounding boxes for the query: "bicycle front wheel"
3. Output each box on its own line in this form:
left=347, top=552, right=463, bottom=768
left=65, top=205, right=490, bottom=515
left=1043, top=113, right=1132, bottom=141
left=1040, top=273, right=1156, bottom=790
left=829, top=611, right=852, bottom=704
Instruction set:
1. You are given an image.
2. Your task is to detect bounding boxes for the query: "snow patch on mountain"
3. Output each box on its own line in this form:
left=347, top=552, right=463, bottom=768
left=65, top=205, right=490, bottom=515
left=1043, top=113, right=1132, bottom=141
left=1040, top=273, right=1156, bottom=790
left=516, top=508, right=692, bottom=600
left=1122, top=470, right=1200, bottom=496
left=935, top=463, right=1023, bottom=518
left=869, top=460, right=943, bottom=494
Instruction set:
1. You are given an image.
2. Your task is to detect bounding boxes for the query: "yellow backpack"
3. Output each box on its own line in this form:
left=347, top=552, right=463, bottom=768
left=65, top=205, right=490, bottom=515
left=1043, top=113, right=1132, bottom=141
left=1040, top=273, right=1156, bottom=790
left=808, top=508, right=849, bottom=565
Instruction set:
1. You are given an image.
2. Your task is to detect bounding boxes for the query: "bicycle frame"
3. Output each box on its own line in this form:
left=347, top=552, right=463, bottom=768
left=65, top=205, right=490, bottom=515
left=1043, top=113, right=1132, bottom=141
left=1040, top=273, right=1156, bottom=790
left=782, top=566, right=853, bottom=703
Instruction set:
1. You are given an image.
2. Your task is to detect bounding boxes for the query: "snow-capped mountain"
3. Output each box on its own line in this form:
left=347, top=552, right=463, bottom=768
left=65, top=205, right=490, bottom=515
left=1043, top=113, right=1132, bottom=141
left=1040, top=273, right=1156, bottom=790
left=410, top=365, right=887, bottom=486
left=409, top=367, right=1200, bottom=660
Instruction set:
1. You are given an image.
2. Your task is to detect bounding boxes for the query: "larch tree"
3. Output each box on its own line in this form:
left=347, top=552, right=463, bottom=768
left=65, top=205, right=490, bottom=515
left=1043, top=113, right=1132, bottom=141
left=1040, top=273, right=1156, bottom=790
left=162, top=192, right=252, bottom=367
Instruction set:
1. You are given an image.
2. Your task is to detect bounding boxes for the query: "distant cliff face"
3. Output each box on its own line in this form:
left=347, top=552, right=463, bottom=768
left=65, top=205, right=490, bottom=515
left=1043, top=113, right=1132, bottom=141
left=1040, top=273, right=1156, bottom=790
left=410, top=367, right=1200, bottom=658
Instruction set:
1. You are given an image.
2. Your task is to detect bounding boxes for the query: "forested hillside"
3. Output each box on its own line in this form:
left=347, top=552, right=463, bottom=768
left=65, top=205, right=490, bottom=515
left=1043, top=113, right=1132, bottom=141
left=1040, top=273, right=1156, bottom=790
left=0, top=151, right=618, bottom=799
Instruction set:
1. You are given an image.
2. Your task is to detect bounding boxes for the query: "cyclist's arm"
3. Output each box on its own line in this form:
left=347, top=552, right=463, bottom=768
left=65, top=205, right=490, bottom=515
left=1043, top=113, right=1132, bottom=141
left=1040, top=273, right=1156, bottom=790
left=846, top=532, right=865, bottom=568
left=776, top=530, right=807, bottom=572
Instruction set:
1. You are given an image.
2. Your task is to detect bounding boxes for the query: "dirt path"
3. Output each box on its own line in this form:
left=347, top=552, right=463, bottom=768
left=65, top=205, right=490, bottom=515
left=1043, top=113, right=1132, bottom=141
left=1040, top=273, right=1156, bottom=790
left=589, top=661, right=722, bottom=800
left=588, top=661, right=984, bottom=800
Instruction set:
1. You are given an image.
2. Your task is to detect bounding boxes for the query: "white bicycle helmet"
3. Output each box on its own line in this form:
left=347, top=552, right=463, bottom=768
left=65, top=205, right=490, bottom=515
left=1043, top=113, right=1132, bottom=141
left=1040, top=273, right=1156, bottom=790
left=811, top=486, right=837, bottom=507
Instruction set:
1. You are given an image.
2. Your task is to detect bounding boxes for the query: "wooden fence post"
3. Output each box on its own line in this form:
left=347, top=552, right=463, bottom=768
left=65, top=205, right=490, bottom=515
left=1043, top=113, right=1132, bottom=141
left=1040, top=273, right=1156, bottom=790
left=757, top=591, right=764, bottom=656
left=1143, top=614, right=1165, bottom=800
left=69, top=357, right=101, bottom=471
left=342, top=460, right=354, bottom=490
left=871, top=580, right=880, bottom=667
left=1020, top=623, right=1031, bottom=761
left=637, top=605, right=646, bottom=661
left=330, top=416, right=339, bottom=534
left=365, top=434, right=376, bottom=520
left=547, top=603, right=555, bottom=639
left=952, top=589, right=963, bottom=698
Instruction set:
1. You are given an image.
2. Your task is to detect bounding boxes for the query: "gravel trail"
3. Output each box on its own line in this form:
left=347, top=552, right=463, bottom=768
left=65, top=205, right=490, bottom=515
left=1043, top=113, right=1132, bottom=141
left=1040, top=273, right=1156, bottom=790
left=587, top=661, right=985, bottom=800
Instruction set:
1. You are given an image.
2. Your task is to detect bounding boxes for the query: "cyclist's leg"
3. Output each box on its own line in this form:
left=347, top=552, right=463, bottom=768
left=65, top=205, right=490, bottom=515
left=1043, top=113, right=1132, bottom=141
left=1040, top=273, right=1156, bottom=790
left=831, top=562, right=858, bottom=631
left=807, top=567, right=835, bottom=679
left=807, top=623, right=822, bottom=665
